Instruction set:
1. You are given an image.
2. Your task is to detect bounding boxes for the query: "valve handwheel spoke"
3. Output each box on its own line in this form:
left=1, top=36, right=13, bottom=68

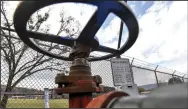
left=14, top=1, right=139, bottom=61
left=97, top=45, right=117, bottom=54
left=27, top=31, right=74, bottom=47
left=77, top=3, right=108, bottom=45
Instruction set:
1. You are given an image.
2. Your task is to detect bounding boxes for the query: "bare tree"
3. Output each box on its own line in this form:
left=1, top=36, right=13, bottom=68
left=0, top=1, right=80, bottom=108
left=168, top=77, right=183, bottom=85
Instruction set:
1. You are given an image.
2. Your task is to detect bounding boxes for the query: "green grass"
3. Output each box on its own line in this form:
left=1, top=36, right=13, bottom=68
left=7, top=99, right=68, bottom=108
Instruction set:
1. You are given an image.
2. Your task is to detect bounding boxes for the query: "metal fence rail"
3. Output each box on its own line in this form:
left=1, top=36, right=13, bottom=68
left=1, top=49, right=187, bottom=108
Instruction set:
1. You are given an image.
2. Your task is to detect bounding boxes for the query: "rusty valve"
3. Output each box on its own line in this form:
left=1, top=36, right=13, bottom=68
left=54, top=58, right=104, bottom=108
left=55, top=58, right=103, bottom=94
left=55, top=73, right=103, bottom=94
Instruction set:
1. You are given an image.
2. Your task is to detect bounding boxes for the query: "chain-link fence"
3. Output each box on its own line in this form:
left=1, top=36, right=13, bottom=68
left=1, top=50, right=187, bottom=108
left=1, top=1, right=187, bottom=108
left=0, top=30, right=187, bottom=108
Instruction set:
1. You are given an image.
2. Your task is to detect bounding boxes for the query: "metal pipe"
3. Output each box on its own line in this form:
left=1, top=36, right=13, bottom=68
left=69, top=93, right=92, bottom=108
left=107, top=83, right=188, bottom=108
left=107, top=95, right=147, bottom=108
left=68, top=58, right=93, bottom=108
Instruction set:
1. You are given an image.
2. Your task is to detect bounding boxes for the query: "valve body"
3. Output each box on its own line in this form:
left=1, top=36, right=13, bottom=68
left=55, top=43, right=103, bottom=108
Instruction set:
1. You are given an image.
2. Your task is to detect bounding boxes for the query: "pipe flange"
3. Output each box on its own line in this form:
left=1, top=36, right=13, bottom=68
left=86, top=91, right=129, bottom=108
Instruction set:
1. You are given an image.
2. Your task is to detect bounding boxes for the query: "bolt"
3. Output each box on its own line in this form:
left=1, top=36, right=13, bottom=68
left=93, top=75, right=102, bottom=86
left=58, top=84, right=62, bottom=88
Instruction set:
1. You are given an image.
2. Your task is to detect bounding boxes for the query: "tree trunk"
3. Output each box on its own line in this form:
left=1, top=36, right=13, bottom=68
left=0, top=86, right=12, bottom=108
left=0, top=76, right=13, bottom=108
left=0, top=94, right=10, bottom=108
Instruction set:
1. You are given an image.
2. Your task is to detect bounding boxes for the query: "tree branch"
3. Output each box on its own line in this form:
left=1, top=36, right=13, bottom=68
left=1, top=2, right=16, bottom=72
left=1, top=4, right=81, bottom=91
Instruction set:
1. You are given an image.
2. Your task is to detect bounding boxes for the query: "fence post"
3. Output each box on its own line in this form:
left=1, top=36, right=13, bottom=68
left=44, top=88, right=49, bottom=108
left=50, top=89, right=53, bottom=99
left=0, top=71, right=1, bottom=101
left=0, top=78, right=2, bottom=102
left=154, top=65, right=159, bottom=87
left=130, top=58, right=135, bottom=84
left=172, top=70, right=176, bottom=84
left=130, top=58, right=134, bottom=66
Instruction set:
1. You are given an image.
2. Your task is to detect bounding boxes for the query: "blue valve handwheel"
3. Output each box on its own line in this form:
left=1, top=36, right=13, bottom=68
left=14, top=1, right=139, bottom=61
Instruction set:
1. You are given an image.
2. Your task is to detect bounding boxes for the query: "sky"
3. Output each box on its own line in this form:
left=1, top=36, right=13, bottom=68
left=125, top=1, right=187, bottom=74
left=94, top=1, right=187, bottom=74
left=1, top=1, right=187, bottom=89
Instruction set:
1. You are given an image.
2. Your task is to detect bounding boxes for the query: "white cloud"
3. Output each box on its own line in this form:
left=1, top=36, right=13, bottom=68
left=94, top=1, right=187, bottom=74
left=123, top=1, right=187, bottom=73
left=96, top=14, right=121, bottom=48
